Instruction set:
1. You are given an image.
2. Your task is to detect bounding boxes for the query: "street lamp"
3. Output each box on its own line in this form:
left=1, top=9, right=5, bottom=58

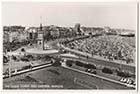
left=43, top=29, right=45, bottom=50
left=8, top=31, right=12, bottom=77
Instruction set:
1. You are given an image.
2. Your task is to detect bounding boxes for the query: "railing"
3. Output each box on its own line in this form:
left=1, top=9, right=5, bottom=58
left=3, top=62, right=52, bottom=79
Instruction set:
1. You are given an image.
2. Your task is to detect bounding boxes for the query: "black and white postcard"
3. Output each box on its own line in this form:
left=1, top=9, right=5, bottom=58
left=2, top=2, right=138, bottom=90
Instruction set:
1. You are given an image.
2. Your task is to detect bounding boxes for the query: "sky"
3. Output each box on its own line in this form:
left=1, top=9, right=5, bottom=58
left=2, top=2, right=137, bottom=30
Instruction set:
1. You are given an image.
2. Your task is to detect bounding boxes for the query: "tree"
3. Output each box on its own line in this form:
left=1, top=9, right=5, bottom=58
left=21, top=48, right=25, bottom=52
left=12, top=55, right=17, bottom=61
left=66, top=61, right=72, bottom=67
left=52, top=57, right=62, bottom=66
left=118, top=50, right=122, bottom=60
left=3, top=55, right=9, bottom=63
left=116, top=71, right=132, bottom=77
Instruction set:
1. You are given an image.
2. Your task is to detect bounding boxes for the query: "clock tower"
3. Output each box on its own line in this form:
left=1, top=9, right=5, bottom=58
left=37, top=23, right=44, bottom=49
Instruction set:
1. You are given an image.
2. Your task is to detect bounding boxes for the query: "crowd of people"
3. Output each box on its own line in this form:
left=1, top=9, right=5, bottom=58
left=64, top=35, right=135, bottom=64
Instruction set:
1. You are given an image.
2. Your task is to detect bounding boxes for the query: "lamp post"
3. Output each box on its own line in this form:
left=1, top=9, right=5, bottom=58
left=43, top=29, right=45, bottom=50
left=8, top=32, right=12, bottom=77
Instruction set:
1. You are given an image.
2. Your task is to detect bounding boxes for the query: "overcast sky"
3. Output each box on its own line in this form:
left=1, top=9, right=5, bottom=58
left=2, top=2, right=137, bottom=30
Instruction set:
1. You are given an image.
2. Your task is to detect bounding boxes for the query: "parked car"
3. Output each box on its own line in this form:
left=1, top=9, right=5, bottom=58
left=120, top=78, right=135, bottom=86
left=90, top=70, right=97, bottom=74
left=85, top=68, right=92, bottom=72
left=85, top=69, right=96, bottom=74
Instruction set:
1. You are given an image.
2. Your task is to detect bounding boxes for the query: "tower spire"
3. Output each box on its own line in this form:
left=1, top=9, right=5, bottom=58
left=40, top=16, right=42, bottom=31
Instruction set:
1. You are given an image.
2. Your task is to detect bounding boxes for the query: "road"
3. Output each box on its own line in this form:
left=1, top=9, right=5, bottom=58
left=61, top=54, right=135, bottom=73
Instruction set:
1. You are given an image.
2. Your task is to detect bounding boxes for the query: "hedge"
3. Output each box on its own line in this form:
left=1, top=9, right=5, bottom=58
left=102, top=67, right=113, bottom=74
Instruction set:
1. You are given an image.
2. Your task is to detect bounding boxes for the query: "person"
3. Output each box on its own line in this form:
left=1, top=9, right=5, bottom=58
left=86, top=55, right=88, bottom=59
left=4, top=68, right=9, bottom=77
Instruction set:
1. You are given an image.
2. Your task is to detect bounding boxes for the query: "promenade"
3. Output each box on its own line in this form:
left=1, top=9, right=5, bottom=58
left=26, top=48, right=59, bottom=55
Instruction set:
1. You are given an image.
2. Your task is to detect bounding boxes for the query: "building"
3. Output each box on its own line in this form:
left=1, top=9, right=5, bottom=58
left=26, top=27, right=38, bottom=41
left=75, top=23, right=81, bottom=35
left=50, top=27, right=60, bottom=39
left=3, top=32, right=9, bottom=43
left=3, top=26, right=27, bottom=43
left=3, top=26, right=10, bottom=43
left=18, top=31, right=28, bottom=42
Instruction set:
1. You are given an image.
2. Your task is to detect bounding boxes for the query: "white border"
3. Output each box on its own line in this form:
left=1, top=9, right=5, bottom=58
left=0, top=0, right=139, bottom=94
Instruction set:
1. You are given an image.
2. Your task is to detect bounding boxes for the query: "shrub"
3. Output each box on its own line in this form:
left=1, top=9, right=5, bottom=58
left=52, top=62, right=61, bottom=66
left=20, top=57, right=29, bottom=62
left=21, top=48, right=25, bottom=52
left=12, top=55, right=17, bottom=61
left=26, top=54, right=33, bottom=58
left=66, top=61, right=72, bottom=67
left=75, top=61, right=84, bottom=67
left=67, top=60, right=75, bottom=63
left=84, top=64, right=96, bottom=69
left=116, top=71, right=132, bottom=77
left=3, top=56, right=9, bottom=63
left=52, top=59, right=61, bottom=66
left=21, top=65, right=31, bottom=70
left=102, top=67, right=113, bottom=74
